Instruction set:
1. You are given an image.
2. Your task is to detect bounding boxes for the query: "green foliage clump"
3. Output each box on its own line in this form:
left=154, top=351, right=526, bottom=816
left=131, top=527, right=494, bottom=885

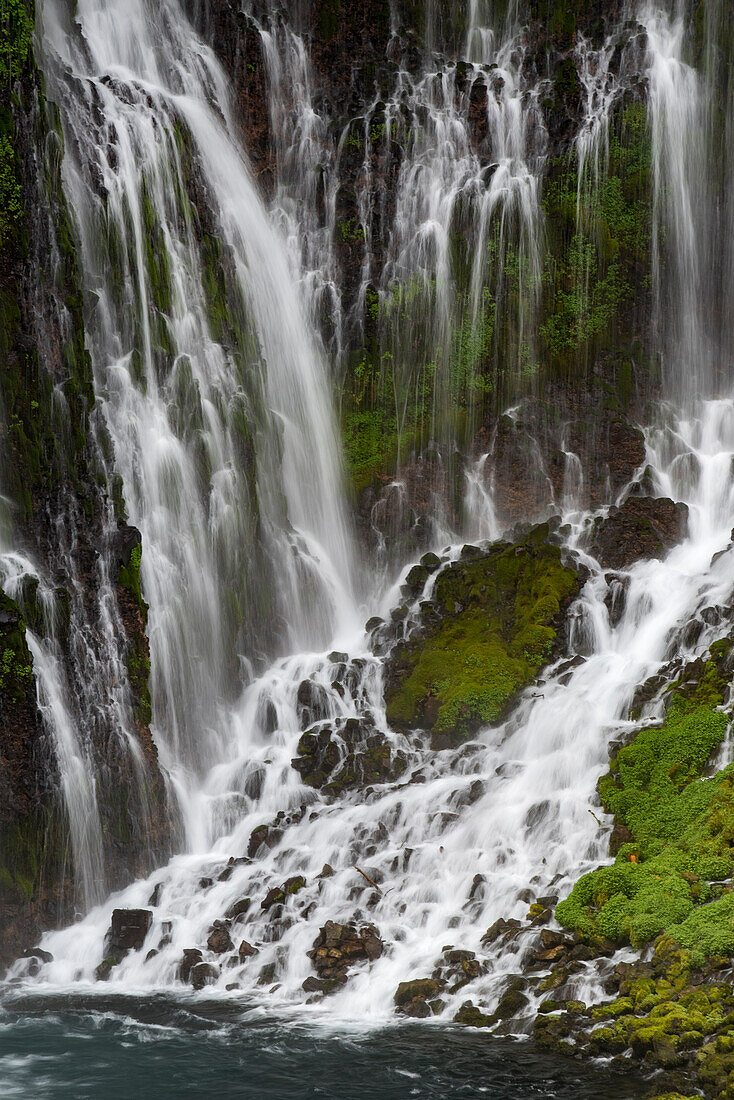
left=540, top=103, right=652, bottom=369
left=385, top=529, right=579, bottom=747
left=0, top=590, right=33, bottom=702
left=556, top=644, right=734, bottom=952
left=0, top=129, right=22, bottom=249
left=0, top=0, right=33, bottom=85
left=118, top=544, right=145, bottom=610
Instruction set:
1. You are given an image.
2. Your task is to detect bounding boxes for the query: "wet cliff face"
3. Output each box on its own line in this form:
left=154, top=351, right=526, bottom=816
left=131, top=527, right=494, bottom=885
left=0, top=2, right=171, bottom=965
left=191, top=0, right=657, bottom=566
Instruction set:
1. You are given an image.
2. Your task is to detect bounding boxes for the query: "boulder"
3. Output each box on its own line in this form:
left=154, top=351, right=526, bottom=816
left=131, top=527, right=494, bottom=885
left=383, top=526, right=580, bottom=749
left=190, top=962, right=219, bottom=990
left=238, top=940, right=257, bottom=960
left=306, top=920, right=383, bottom=991
left=104, top=909, right=152, bottom=958
left=206, top=921, right=233, bottom=954
left=296, top=679, right=331, bottom=728
left=292, top=717, right=406, bottom=793
left=179, top=948, right=203, bottom=982
left=225, top=897, right=251, bottom=920
left=247, top=823, right=283, bottom=859
left=589, top=497, right=689, bottom=569
left=394, top=978, right=441, bottom=1017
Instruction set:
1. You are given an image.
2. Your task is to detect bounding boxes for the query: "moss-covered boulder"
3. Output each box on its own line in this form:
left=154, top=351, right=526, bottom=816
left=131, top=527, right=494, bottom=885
left=383, top=525, right=580, bottom=749
left=556, top=641, right=734, bottom=952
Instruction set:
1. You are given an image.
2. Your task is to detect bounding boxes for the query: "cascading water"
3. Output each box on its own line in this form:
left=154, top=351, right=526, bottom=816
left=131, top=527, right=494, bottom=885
left=5, top=1, right=734, bottom=1094
left=39, top=0, right=357, bottom=852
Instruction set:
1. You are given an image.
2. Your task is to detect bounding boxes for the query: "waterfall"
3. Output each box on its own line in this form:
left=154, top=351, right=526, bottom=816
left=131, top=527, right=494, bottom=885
left=39, top=0, right=357, bottom=850
left=7, top=0, right=734, bottom=1061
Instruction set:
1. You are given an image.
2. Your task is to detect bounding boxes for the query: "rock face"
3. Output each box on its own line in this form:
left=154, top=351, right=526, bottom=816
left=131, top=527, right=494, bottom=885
left=305, top=920, right=383, bottom=994
left=383, top=526, right=580, bottom=748
left=588, top=496, right=689, bottom=568
left=0, top=5, right=171, bottom=966
left=292, top=716, right=406, bottom=793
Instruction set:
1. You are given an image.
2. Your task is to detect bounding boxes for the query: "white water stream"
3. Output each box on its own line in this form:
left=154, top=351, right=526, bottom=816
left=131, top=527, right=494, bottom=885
left=5, top=0, right=734, bottom=1033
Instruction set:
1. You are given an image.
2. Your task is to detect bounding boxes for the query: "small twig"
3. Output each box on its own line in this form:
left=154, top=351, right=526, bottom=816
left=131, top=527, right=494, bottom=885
left=355, top=865, right=382, bottom=893
left=588, top=809, right=602, bottom=828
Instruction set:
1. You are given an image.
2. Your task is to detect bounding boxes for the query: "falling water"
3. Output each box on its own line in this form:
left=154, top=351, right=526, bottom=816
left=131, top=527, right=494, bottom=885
left=6, top=0, right=734, bottom=1067
left=39, top=0, right=357, bottom=849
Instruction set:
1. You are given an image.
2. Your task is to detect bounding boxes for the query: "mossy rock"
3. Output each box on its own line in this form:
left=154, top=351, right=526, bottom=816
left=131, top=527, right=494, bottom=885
left=556, top=641, right=734, bottom=953
left=383, top=525, right=579, bottom=748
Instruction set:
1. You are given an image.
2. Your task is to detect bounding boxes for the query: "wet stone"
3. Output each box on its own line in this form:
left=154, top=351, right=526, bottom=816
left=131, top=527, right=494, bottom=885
left=207, top=921, right=234, bottom=954
left=307, top=920, right=383, bottom=991
left=191, top=962, right=218, bottom=990
left=105, top=909, right=152, bottom=956
left=292, top=716, right=406, bottom=794
left=225, top=897, right=251, bottom=920
left=238, top=940, right=257, bottom=960
left=247, top=823, right=283, bottom=859
left=394, top=978, right=441, bottom=1017
left=296, top=678, right=331, bottom=728
left=179, top=949, right=203, bottom=982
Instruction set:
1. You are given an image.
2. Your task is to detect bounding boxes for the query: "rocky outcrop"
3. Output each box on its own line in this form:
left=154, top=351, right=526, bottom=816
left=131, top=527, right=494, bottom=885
left=382, top=526, right=580, bottom=748
left=0, top=2, right=171, bottom=968
left=305, top=919, right=383, bottom=995
left=292, top=716, right=406, bottom=794
left=588, top=496, right=689, bottom=569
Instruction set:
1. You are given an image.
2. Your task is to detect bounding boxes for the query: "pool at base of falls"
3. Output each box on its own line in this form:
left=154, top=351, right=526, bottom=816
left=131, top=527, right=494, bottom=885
left=0, top=993, right=645, bottom=1099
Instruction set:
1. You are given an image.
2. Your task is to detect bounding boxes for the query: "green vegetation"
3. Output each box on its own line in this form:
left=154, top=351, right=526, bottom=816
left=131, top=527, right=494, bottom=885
left=556, top=644, right=734, bottom=954
left=118, top=543, right=145, bottom=611
left=540, top=103, right=652, bottom=371
left=0, top=0, right=33, bottom=85
left=0, top=590, right=33, bottom=702
left=385, top=527, right=579, bottom=748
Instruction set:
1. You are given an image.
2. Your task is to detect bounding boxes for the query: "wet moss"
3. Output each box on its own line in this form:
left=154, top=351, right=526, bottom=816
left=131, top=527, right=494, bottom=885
left=556, top=644, right=734, bottom=952
left=540, top=103, right=652, bottom=375
left=118, top=544, right=145, bottom=612
left=384, top=528, right=579, bottom=747
left=0, top=590, right=33, bottom=702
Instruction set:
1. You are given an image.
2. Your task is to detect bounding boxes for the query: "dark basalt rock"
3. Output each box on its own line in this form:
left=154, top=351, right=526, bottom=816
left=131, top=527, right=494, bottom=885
left=206, top=921, right=233, bottom=954
left=179, top=948, right=203, bottom=982
left=262, top=876, right=305, bottom=912
left=225, top=897, right=251, bottom=920
left=432, top=946, right=487, bottom=994
left=190, top=961, right=219, bottom=990
left=307, top=920, right=383, bottom=992
left=247, top=823, right=283, bottom=859
left=292, top=716, right=406, bottom=793
left=589, top=496, right=689, bottom=569
left=296, top=679, right=332, bottom=728
left=105, top=909, right=152, bottom=956
left=394, top=977, right=442, bottom=1017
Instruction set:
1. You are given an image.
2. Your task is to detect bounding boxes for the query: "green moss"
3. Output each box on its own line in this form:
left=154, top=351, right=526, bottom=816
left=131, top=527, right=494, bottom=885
left=0, top=590, right=33, bottom=701
left=385, top=530, right=578, bottom=747
left=118, top=544, right=145, bottom=610
left=556, top=643, right=734, bottom=952
left=0, top=801, right=66, bottom=907
left=320, top=0, right=342, bottom=40
left=540, top=103, right=652, bottom=374
left=0, top=0, right=33, bottom=85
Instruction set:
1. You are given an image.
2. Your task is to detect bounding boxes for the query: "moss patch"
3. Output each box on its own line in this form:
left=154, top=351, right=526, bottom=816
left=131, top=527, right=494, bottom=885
left=556, top=645, right=734, bottom=953
left=384, top=526, right=579, bottom=748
